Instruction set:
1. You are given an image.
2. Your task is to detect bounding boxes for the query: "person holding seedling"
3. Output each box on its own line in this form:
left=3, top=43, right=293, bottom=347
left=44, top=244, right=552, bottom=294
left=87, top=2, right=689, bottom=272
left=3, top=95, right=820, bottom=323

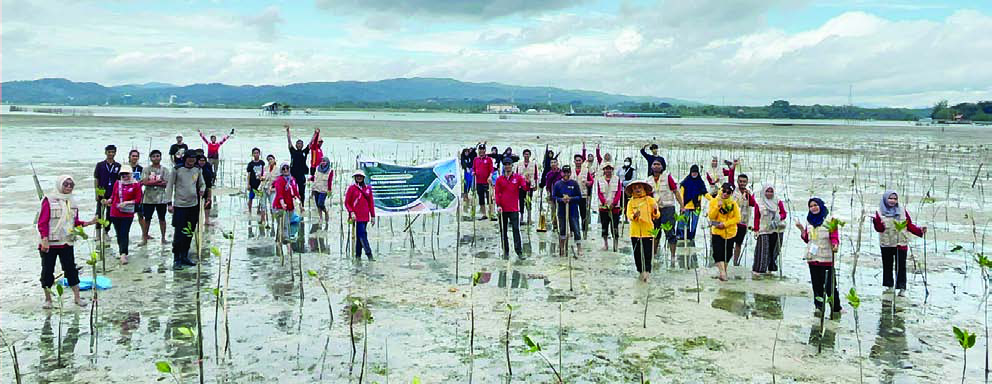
left=345, top=170, right=376, bottom=260
left=473, top=143, right=496, bottom=220
left=494, top=157, right=528, bottom=259
left=626, top=180, right=659, bottom=282
left=752, top=184, right=787, bottom=276
left=646, top=159, right=684, bottom=259
left=312, top=156, right=335, bottom=229
left=797, top=197, right=842, bottom=313
left=246, top=148, right=265, bottom=216
left=678, top=164, right=707, bottom=244
left=596, top=162, right=623, bottom=251
left=38, top=175, right=97, bottom=308
left=103, top=164, right=143, bottom=265
left=708, top=183, right=740, bottom=281
left=541, top=158, right=563, bottom=231
left=731, top=173, right=757, bottom=265
left=93, top=144, right=121, bottom=238
left=553, top=165, right=583, bottom=258
left=272, top=162, right=303, bottom=244
left=167, top=151, right=205, bottom=270
left=872, top=190, right=926, bottom=297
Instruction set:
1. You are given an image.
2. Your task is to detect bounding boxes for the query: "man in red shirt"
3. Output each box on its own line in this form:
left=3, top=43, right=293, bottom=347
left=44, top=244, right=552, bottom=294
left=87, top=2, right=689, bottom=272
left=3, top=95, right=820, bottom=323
left=199, top=128, right=233, bottom=177
left=494, top=157, right=528, bottom=259
left=472, top=144, right=495, bottom=220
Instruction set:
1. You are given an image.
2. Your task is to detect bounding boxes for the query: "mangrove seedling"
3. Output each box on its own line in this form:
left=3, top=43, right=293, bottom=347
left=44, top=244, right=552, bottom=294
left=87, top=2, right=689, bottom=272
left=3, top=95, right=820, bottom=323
left=953, top=326, right=977, bottom=384
left=307, top=270, right=335, bottom=328
left=1, top=327, right=22, bottom=384
left=353, top=299, right=374, bottom=384
left=522, top=335, right=563, bottom=384
left=976, top=253, right=992, bottom=382
left=505, top=304, right=513, bottom=378
left=155, top=360, right=181, bottom=384
left=847, top=288, right=864, bottom=384
left=53, top=284, right=65, bottom=366
left=469, top=272, right=481, bottom=383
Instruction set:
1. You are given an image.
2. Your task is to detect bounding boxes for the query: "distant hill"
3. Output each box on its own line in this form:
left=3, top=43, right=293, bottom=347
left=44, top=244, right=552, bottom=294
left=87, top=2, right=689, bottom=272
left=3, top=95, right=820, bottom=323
left=1, top=77, right=700, bottom=107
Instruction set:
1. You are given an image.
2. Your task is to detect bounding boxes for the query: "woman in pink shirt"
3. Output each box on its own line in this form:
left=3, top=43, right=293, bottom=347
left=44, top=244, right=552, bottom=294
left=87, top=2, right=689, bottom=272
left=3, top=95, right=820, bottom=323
left=38, top=175, right=96, bottom=308
left=797, top=197, right=841, bottom=313
left=346, top=170, right=376, bottom=260
left=103, top=165, right=143, bottom=264
left=272, top=162, right=303, bottom=244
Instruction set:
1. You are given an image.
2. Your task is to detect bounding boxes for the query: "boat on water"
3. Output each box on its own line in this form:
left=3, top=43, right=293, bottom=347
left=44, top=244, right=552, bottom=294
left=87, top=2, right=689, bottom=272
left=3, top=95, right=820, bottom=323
left=564, top=109, right=681, bottom=118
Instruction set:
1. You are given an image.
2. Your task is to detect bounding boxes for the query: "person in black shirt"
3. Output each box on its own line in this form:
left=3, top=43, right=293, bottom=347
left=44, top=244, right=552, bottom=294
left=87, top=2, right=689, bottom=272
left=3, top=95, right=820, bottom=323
left=168, top=134, right=188, bottom=166
left=246, top=147, right=265, bottom=216
left=285, top=124, right=312, bottom=201
left=460, top=147, right=477, bottom=201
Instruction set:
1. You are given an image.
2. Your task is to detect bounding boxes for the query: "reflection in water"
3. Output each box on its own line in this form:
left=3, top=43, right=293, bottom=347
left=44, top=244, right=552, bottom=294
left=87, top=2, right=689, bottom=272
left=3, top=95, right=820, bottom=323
left=808, top=325, right=837, bottom=350
left=710, top=289, right=784, bottom=320
left=870, top=299, right=912, bottom=383
left=37, top=313, right=82, bottom=382
left=711, top=289, right=748, bottom=318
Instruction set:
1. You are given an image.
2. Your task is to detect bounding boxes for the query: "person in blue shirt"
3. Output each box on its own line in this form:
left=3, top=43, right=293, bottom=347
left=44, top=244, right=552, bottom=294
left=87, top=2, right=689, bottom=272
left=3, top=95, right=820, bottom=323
left=553, top=165, right=583, bottom=258
left=640, top=143, right=666, bottom=171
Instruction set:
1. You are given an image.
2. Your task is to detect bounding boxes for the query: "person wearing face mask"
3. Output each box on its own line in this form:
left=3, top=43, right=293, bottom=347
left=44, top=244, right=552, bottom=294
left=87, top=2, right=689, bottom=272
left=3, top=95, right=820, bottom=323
left=620, top=157, right=636, bottom=217
left=166, top=151, right=206, bottom=270
left=312, top=157, right=335, bottom=229
left=494, top=157, right=528, bottom=259
left=872, top=190, right=927, bottom=297
left=346, top=170, right=376, bottom=260
left=797, top=197, right=842, bottom=314
left=708, top=183, right=740, bottom=281
left=752, top=184, right=787, bottom=276
left=272, top=162, right=304, bottom=244
left=38, top=175, right=97, bottom=309
left=625, top=180, right=659, bottom=282
left=103, top=165, right=143, bottom=265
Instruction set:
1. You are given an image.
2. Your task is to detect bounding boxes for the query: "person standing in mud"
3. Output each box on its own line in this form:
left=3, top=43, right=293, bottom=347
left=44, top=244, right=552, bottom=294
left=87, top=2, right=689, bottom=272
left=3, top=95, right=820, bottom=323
left=197, top=153, right=216, bottom=226
left=258, top=154, right=279, bottom=225
left=625, top=180, right=658, bottom=282
left=285, top=124, right=314, bottom=203
left=345, top=170, right=375, bottom=260
left=513, top=148, right=539, bottom=225
left=797, top=197, right=842, bottom=313
left=708, top=183, right=740, bottom=282
left=168, top=134, right=188, bottom=166
left=731, top=173, right=757, bottom=266
left=571, top=154, right=594, bottom=232
left=472, top=144, right=496, bottom=220
left=494, top=157, right=528, bottom=259
left=93, top=145, right=121, bottom=237
left=103, top=165, right=142, bottom=265
left=646, top=158, right=683, bottom=259
left=272, top=162, right=303, bottom=244
left=751, top=184, right=787, bottom=276
left=311, top=156, right=335, bottom=229
left=678, top=164, right=707, bottom=244
left=308, top=127, right=325, bottom=179
left=620, top=156, right=637, bottom=217
left=126, top=149, right=146, bottom=242
left=459, top=147, right=477, bottom=203
left=540, top=158, right=563, bottom=231
left=872, top=190, right=927, bottom=297
left=38, top=175, right=96, bottom=309
left=246, top=148, right=265, bottom=217
left=140, top=150, right=170, bottom=245
left=553, top=165, right=583, bottom=258
left=198, top=127, right=233, bottom=177
left=166, top=151, right=205, bottom=270
left=596, top=162, right=623, bottom=251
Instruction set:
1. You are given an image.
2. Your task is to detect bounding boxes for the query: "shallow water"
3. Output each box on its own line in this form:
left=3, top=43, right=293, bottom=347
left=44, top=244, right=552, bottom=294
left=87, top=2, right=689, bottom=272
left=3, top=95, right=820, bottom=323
left=1, top=113, right=991, bottom=383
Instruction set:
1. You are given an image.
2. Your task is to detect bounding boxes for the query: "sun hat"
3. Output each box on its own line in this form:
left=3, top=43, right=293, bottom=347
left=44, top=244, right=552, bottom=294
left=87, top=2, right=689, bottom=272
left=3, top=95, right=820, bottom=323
left=601, top=162, right=615, bottom=170
left=352, top=169, right=366, bottom=178
left=119, top=164, right=133, bottom=174
left=624, top=180, right=654, bottom=196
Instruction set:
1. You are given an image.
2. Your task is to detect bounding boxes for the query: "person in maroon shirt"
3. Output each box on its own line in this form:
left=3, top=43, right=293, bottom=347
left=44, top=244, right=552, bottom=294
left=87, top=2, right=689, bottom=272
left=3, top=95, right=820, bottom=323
left=540, top=158, right=563, bottom=231
left=472, top=144, right=496, bottom=220
left=494, top=157, right=528, bottom=259
left=38, top=175, right=97, bottom=309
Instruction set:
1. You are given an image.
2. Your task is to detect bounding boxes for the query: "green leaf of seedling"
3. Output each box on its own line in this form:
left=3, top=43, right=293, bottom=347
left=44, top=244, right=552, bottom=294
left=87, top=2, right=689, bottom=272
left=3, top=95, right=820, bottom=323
left=95, top=187, right=106, bottom=197
left=97, top=218, right=110, bottom=227
left=506, top=303, right=513, bottom=311
left=55, top=284, right=64, bottom=297
left=412, top=377, right=421, bottom=384
left=968, top=333, right=977, bottom=349
left=223, top=231, right=235, bottom=240
left=814, top=296, right=824, bottom=303
left=155, top=361, right=172, bottom=374
left=648, top=228, right=661, bottom=237
left=211, top=288, right=221, bottom=297
left=307, top=269, right=318, bottom=278
left=922, top=196, right=936, bottom=204
left=472, top=272, right=482, bottom=286
left=846, top=288, right=860, bottom=309
left=522, top=334, right=541, bottom=353
left=72, top=226, right=89, bottom=240
left=976, top=254, right=992, bottom=269
left=659, top=222, right=674, bottom=232
left=953, top=326, right=967, bottom=348
left=951, top=245, right=964, bottom=252
left=177, top=327, right=195, bottom=339
left=210, top=247, right=221, bottom=258
left=893, top=220, right=909, bottom=232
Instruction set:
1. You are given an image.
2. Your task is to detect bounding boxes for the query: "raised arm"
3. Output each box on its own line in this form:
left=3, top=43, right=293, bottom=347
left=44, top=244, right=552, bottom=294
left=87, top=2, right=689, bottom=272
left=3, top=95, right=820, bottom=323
left=285, top=124, right=292, bottom=149
left=199, top=129, right=209, bottom=144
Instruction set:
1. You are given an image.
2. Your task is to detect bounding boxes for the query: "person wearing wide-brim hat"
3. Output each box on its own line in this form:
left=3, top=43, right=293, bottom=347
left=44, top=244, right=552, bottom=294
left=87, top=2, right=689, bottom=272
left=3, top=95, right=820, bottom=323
left=625, top=180, right=659, bottom=282
left=596, top=162, right=623, bottom=251
left=345, top=169, right=376, bottom=260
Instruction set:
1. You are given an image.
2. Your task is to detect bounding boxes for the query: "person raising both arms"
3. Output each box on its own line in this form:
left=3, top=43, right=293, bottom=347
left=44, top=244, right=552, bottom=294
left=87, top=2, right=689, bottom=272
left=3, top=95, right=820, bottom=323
left=38, top=175, right=97, bottom=309
left=198, top=127, right=233, bottom=176
left=872, top=190, right=927, bottom=297
left=140, top=150, right=170, bottom=245
left=103, top=165, right=142, bottom=265
left=308, top=127, right=325, bottom=179
left=285, top=124, right=315, bottom=202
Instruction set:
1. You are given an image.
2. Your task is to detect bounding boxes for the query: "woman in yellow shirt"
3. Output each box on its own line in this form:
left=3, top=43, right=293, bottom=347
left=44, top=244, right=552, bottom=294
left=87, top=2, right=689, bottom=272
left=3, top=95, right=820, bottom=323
left=625, top=180, right=660, bottom=282
left=708, top=183, right=740, bottom=281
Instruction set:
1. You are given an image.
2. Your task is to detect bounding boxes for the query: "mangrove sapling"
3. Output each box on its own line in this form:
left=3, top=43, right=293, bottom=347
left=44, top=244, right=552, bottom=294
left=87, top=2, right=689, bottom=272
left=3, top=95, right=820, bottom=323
left=191, top=201, right=206, bottom=384
left=817, top=218, right=846, bottom=354
left=307, top=270, right=335, bottom=328
left=643, top=284, right=650, bottom=329
left=155, top=361, right=182, bottom=384
left=521, top=335, right=563, bottom=383
left=954, top=326, right=978, bottom=384
left=469, top=272, right=481, bottom=383
left=0, top=328, right=21, bottom=384
left=558, top=303, right=563, bottom=382
left=977, top=253, right=992, bottom=383
left=505, top=304, right=513, bottom=378
left=53, top=284, right=65, bottom=366
left=847, top=288, right=864, bottom=384
left=72, top=225, right=101, bottom=340
left=352, top=298, right=373, bottom=384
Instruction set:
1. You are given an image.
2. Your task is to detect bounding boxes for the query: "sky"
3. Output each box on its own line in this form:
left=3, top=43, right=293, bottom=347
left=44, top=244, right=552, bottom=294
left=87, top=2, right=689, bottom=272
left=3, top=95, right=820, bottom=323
left=2, top=0, right=991, bottom=107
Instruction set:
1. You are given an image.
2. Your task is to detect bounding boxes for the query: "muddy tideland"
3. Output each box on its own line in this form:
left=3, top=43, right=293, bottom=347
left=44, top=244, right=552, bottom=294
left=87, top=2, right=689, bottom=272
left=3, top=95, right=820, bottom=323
left=2, top=112, right=991, bottom=383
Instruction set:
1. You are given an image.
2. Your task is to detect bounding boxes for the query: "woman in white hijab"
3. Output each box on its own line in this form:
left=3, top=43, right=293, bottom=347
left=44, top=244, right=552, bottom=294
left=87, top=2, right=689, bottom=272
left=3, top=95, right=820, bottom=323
left=38, top=175, right=97, bottom=309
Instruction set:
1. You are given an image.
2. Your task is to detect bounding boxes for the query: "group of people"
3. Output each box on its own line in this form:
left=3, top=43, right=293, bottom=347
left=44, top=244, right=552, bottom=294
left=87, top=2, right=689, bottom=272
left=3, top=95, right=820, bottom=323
left=459, top=142, right=929, bottom=314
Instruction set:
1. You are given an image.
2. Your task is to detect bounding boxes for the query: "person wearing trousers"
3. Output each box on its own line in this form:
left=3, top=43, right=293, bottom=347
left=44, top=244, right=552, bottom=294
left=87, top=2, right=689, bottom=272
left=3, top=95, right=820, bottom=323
left=872, top=190, right=926, bottom=297
left=104, top=164, right=142, bottom=265
left=494, top=157, right=528, bottom=259
left=625, top=180, right=659, bottom=282
left=798, top=197, right=842, bottom=313
left=346, top=170, right=376, bottom=260
left=167, top=153, right=205, bottom=270
left=38, top=175, right=96, bottom=309
left=596, top=162, right=623, bottom=251
left=708, top=183, right=740, bottom=282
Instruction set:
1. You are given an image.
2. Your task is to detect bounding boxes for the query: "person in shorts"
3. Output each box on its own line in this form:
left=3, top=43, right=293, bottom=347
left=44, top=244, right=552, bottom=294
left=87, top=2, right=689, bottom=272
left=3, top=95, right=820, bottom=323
left=141, top=150, right=170, bottom=244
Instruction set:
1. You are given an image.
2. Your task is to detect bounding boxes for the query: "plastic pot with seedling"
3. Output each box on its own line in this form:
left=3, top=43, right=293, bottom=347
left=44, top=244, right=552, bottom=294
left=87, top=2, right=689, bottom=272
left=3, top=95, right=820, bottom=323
left=522, top=334, right=563, bottom=383
left=953, top=326, right=977, bottom=384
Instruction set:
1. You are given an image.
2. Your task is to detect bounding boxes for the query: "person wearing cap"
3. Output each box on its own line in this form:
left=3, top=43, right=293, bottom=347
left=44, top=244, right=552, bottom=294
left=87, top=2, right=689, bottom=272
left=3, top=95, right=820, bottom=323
left=166, top=151, right=206, bottom=270
left=93, top=144, right=121, bottom=237
left=640, top=143, right=665, bottom=172
left=198, top=127, right=233, bottom=175
left=473, top=144, right=496, bottom=220
left=647, top=158, right=684, bottom=260
left=169, top=134, right=188, bottom=166
left=345, top=169, right=376, bottom=260
left=513, top=148, right=539, bottom=224
left=596, top=162, right=623, bottom=251
left=494, top=157, right=528, bottom=259
left=626, top=180, right=659, bottom=282
left=552, top=164, right=583, bottom=258
left=103, top=164, right=143, bottom=265
left=272, top=162, right=303, bottom=244
left=708, top=183, right=741, bottom=281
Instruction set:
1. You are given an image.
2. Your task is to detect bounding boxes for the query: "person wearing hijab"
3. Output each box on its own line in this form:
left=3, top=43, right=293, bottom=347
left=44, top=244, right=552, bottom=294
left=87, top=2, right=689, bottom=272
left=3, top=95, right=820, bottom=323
left=103, top=165, right=143, bottom=264
left=797, top=197, right=842, bottom=313
left=708, top=183, right=741, bottom=281
left=197, top=154, right=215, bottom=225
left=258, top=154, right=278, bottom=225
left=311, top=157, right=335, bottom=228
left=751, top=184, right=787, bottom=276
left=678, top=164, right=707, bottom=244
left=626, top=180, right=659, bottom=282
left=38, top=175, right=96, bottom=309
left=872, top=190, right=926, bottom=296
left=345, top=170, right=376, bottom=260
left=272, top=162, right=303, bottom=244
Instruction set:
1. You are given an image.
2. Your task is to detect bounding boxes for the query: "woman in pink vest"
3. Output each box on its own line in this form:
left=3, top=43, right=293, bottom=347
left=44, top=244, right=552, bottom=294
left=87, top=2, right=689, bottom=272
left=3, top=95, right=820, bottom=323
left=346, top=170, right=376, bottom=260
left=103, top=165, right=143, bottom=265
